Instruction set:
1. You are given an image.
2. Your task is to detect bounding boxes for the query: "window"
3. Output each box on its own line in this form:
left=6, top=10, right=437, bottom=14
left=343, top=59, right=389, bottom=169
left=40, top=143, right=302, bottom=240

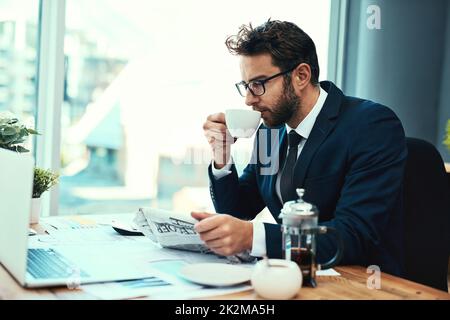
left=58, top=0, right=331, bottom=215
left=0, top=0, right=40, bottom=153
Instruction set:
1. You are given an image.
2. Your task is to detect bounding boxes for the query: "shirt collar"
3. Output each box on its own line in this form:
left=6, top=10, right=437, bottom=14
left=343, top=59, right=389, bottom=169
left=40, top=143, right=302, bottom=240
left=286, top=87, right=328, bottom=139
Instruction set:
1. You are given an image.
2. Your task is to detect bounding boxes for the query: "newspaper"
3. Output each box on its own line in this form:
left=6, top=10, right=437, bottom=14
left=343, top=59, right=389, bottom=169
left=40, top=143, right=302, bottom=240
left=133, top=207, right=256, bottom=264
left=133, top=207, right=212, bottom=253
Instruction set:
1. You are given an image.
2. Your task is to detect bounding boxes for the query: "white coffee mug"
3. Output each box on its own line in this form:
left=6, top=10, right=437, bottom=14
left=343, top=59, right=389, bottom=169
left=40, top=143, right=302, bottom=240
left=251, top=259, right=302, bottom=300
left=225, top=109, right=261, bottom=138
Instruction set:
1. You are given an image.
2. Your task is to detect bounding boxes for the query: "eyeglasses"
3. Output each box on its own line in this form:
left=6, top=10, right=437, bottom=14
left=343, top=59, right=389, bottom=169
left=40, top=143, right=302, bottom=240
left=235, top=66, right=296, bottom=97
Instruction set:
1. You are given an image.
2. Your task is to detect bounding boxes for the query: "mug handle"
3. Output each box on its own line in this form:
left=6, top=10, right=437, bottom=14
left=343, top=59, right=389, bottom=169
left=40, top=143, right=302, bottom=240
left=316, top=226, right=344, bottom=270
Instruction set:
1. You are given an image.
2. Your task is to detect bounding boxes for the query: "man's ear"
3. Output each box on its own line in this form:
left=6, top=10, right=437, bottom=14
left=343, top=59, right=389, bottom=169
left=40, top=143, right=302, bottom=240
left=293, top=63, right=312, bottom=90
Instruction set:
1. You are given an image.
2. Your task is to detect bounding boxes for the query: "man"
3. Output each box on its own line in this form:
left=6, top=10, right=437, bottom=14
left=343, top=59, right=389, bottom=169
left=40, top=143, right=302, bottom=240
left=193, top=20, right=407, bottom=276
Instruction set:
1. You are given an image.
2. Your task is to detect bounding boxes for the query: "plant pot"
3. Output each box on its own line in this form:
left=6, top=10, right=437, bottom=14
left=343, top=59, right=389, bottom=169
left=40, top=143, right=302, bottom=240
left=30, top=197, right=41, bottom=224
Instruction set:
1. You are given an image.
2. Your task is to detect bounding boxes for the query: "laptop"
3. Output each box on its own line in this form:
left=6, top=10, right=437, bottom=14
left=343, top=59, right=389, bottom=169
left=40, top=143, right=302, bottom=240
left=0, top=148, right=156, bottom=288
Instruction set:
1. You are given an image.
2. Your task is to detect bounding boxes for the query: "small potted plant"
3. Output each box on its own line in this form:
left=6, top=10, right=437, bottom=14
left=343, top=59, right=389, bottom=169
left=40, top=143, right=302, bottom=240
left=444, top=119, right=450, bottom=153
left=0, top=111, right=59, bottom=222
left=31, top=168, right=59, bottom=223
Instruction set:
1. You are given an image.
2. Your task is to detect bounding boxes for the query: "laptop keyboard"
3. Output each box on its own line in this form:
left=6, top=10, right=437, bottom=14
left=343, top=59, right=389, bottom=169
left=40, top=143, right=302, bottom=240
left=27, top=248, right=89, bottom=279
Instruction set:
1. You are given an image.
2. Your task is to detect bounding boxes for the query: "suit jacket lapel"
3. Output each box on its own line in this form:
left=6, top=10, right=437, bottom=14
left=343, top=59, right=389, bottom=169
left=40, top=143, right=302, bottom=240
left=293, top=81, right=343, bottom=188
left=293, top=113, right=336, bottom=187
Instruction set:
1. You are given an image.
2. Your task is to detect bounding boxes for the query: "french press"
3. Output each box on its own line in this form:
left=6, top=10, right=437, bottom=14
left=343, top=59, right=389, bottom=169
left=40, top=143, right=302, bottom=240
left=278, top=188, right=344, bottom=287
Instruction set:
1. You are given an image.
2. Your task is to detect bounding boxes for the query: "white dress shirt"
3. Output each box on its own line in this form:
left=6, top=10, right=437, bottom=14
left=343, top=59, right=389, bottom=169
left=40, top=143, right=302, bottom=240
left=212, top=87, right=328, bottom=257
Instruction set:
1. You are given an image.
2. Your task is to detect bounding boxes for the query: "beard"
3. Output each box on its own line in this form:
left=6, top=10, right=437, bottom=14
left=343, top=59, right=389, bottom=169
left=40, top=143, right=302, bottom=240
left=262, top=79, right=300, bottom=128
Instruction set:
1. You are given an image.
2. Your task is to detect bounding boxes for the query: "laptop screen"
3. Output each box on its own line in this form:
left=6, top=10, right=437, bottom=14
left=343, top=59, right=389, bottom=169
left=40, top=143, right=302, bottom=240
left=0, top=148, right=34, bottom=285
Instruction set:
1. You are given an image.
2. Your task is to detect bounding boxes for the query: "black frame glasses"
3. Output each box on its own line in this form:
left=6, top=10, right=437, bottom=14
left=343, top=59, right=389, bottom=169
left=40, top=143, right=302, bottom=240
left=235, top=66, right=296, bottom=97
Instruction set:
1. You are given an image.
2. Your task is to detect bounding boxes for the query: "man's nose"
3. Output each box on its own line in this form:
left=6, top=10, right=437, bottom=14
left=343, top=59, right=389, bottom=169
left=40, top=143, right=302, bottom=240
left=245, top=91, right=259, bottom=106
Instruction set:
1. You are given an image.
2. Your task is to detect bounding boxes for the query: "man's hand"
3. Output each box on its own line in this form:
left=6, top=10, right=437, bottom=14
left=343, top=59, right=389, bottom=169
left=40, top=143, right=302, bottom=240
left=203, top=113, right=236, bottom=169
left=191, top=212, right=253, bottom=256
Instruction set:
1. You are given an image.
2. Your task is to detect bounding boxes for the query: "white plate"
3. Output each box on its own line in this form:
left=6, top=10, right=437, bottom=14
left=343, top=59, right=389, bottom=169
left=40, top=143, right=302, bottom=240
left=179, top=263, right=252, bottom=287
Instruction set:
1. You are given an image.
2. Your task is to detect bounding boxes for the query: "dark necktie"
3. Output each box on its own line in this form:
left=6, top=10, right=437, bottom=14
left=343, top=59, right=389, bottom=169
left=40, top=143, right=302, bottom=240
left=280, top=131, right=303, bottom=203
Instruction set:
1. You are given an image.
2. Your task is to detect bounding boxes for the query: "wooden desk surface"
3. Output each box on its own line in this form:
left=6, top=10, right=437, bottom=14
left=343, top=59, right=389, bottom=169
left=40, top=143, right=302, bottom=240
left=1, top=262, right=448, bottom=300
left=445, top=162, right=450, bottom=174
left=212, top=266, right=450, bottom=300
left=0, top=220, right=449, bottom=300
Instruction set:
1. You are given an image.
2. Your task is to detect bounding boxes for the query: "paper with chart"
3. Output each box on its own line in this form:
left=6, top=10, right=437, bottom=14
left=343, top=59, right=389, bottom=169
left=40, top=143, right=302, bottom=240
left=133, top=207, right=212, bottom=253
left=82, top=260, right=253, bottom=300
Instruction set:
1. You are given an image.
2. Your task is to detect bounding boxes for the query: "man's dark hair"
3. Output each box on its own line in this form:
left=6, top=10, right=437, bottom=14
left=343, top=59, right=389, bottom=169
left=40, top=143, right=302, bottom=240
left=225, top=19, right=320, bottom=85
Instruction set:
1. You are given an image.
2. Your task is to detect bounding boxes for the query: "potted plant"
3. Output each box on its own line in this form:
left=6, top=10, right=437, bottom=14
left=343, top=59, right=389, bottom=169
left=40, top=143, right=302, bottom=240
left=31, top=168, right=59, bottom=223
left=0, top=111, right=38, bottom=153
left=0, top=111, right=59, bottom=222
left=444, top=119, right=450, bottom=153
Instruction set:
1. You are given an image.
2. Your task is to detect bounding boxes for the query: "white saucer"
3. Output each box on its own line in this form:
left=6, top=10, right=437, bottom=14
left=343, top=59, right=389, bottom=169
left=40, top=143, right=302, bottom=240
left=179, top=263, right=252, bottom=287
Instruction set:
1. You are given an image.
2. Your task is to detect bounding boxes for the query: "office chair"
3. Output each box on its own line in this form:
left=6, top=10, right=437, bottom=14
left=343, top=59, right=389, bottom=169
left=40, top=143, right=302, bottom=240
left=403, top=138, right=450, bottom=292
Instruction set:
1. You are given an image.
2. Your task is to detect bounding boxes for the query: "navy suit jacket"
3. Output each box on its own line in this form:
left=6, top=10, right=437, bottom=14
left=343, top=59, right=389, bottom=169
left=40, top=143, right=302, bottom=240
left=208, top=81, right=407, bottom=276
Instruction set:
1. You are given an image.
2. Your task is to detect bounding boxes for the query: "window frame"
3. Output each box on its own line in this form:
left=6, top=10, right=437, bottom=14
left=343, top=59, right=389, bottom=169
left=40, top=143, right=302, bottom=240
left=35, top=0, right=66, bottom=216
left=327, top=0, right=348, bottom=88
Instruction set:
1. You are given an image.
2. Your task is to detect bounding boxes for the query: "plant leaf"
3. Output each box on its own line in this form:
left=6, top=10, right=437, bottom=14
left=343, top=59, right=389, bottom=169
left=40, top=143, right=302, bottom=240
left=14, top=145, right=30, bottom=153
left=1, top=127, right=17, bottom=136
left=27, top=128, right=40, bottom=135
left=2, top=135, right=18, bottom=144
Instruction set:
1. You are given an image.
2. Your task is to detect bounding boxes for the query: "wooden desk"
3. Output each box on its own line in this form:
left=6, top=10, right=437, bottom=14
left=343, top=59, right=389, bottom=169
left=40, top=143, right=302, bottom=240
left=213, top=266, right=450, bottom=300
left=1, top=262, right=448, bottom=300
left=0, top=221, right=449, bottom=300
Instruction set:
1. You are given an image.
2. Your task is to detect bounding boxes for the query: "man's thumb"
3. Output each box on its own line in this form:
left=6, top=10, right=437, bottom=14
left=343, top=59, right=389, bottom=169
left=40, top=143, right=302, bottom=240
left=191, top=211, right=215, bottom=221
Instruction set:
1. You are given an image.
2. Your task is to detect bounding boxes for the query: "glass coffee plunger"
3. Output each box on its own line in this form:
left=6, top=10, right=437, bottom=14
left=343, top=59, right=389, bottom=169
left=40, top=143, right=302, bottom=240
left=278, top=188, right=344, bottom=287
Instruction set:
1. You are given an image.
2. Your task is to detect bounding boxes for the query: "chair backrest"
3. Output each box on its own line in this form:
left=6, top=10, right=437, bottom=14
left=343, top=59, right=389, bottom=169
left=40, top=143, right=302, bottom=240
left=403, top=138, right=450, bottom=292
